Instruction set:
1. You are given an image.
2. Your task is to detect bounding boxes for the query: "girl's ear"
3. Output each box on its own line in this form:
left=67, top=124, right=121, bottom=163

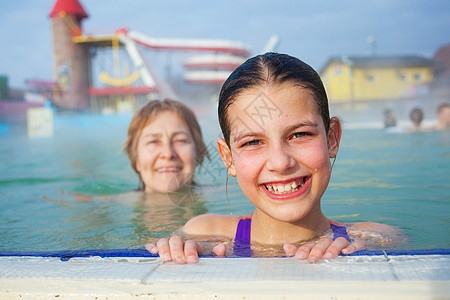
left=328, top=117, right=342, bottom=158
left=217, top=138, right=237, bottom=177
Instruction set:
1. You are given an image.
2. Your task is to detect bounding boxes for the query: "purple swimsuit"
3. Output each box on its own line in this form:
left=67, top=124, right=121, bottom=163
left=233, top=217, right=352, bottom=257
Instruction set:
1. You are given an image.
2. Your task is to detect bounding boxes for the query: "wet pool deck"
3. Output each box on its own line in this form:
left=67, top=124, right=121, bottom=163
left=0, top=254, right=449, bottom=299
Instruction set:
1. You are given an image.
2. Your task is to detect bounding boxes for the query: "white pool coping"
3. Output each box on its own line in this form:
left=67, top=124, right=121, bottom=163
left=0, top=254, right=449, bottom=299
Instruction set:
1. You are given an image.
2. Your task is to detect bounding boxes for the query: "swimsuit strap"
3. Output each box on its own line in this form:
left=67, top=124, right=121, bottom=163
left=233, top=216, right=253, bottom=257
left=329, top=219, right=352, bottom=243
left=235, top=216, right=252, bottom=242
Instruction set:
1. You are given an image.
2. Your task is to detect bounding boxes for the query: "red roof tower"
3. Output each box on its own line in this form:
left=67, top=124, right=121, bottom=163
left=49, top=0, right=90, bottom=110
left=49, top=0, right=88, bottom=22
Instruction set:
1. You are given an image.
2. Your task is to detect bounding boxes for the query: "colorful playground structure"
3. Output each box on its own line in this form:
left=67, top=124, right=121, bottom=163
left=48, top=0, right=257, bottom=112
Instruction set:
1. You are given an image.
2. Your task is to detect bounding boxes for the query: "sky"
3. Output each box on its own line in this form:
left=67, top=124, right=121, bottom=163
left=1, top=0, right=449, bottom=89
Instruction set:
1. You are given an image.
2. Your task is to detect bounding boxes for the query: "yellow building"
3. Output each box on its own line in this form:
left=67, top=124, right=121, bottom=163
left=320, top=56, right=435, bottom=103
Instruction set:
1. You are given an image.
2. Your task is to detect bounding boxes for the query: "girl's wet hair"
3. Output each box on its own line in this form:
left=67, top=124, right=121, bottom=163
left=124, top=99, right=209, bottom=186
left=218, top=52, right=330, bottom=146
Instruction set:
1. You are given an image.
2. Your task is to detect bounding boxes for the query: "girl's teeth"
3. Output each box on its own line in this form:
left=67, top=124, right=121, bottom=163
left=265, top=179, right=305, bottom=195
left=284, top=184, right=291, bottom=192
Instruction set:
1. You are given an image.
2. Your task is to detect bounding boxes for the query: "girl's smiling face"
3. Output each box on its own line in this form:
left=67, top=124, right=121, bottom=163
left=218, top=83, right=341, bottom=224
left=136, top=111, right=197, bottom=193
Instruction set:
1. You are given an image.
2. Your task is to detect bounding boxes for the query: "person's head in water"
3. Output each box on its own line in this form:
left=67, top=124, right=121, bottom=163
left=124, top=99, right=208, bottom=193
left=383, top=109, right=396, bottom=128
left=217, top=52, right=341, bottom=225
left=409, top=107, right=424, bottom=130
left=436, top=103, right=450, bottom=130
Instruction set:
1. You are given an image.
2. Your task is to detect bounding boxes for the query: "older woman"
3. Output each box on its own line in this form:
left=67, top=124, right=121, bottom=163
left=124, top=99, right=209, bottom=193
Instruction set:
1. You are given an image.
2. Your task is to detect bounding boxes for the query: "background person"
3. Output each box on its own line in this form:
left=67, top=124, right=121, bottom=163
left=124, top=99, right=209, bottom=193
left=383, top=108, right=397, bottom=128
left=435, top=102, right=450, bottom=130
left=406, top=107, right=428, bottom=133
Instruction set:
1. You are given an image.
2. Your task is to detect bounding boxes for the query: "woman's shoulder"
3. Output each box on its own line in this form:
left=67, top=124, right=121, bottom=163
left=183, top=213, right=241, bottom=238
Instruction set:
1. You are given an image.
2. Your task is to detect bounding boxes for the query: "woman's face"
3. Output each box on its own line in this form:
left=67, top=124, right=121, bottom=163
left=136, top=111, right=197, bottom=193
left=218, top=83, right=340, bottom=223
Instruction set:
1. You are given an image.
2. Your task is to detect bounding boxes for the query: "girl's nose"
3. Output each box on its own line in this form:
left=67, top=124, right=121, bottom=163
left=266, top=143, right=295, bottom=172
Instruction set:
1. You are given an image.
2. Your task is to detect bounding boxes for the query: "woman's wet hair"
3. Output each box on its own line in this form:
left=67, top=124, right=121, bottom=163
left=124, top=99, right=209, bottom=182
left=218, top=52, right=330, bottom=146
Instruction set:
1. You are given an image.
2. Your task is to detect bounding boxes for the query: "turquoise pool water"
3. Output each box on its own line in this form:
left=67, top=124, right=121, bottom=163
left=0, top=113, right=449, bottom=251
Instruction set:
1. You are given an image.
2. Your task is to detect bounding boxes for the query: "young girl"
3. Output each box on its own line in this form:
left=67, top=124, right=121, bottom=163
left=146, top=53, right=398, bottom=263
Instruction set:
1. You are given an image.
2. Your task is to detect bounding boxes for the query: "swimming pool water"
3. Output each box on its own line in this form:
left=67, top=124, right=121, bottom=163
left=0, top=113, right=449, bottom=251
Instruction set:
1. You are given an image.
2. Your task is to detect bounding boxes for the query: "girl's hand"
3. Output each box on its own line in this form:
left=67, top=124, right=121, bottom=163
left=283, top=237, right=365, bottom=263
left=145, top=236, right=228, bottom=264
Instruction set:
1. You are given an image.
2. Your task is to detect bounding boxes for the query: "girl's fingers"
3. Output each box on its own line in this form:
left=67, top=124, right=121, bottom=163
left=304, top=238, right=333, bottom=263
left=152, top=237, right=204, bottom=264
left=151, top=236, right=364, bottom=264
left=145, top=243, right=159, bottom=254
left=322, top=237, right=350, bottom=259
left=291, top=237, right=365, bottom=263
left=283, top=243, right=298, bottom=257
left=169, top=235, right=187, bottom=264
left=294, top=241, right=317, bottom=260
left=212, top=243, right=227, bottom=257
left=342, top=239, right=366, bottom=254
left=156, top=238, right=172, bottom=262
left=184, top=240, right=202, bottom=263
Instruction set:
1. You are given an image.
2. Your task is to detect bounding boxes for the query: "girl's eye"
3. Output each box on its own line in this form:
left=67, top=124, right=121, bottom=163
left=292, top=132, right=308, bottom=139
left=243, top=140, right=260, bottom=146
left=146, top=140, right=158, bottom=145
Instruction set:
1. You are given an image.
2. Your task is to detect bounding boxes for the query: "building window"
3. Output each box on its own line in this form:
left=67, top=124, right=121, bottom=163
left=398, top=73, right=407, bottom=81
left=334, top=65, right=343, bottom=76
left=413, top=73, right=423, bottom=81
left=367, top=75, right=377, bottom=82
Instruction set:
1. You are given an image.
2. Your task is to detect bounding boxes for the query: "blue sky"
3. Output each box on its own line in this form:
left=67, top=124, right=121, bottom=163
left=1, top=0, right=449, bottom=88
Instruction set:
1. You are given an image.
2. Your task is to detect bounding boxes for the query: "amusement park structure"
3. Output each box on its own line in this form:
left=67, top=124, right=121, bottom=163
left=48, top=0, right=256, bottom=112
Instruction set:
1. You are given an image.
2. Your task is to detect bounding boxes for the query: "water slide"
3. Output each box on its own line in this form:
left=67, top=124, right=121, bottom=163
left=92, top=30, right=279, bottom=94
left=111, top=29, right=252, bottom=96
left=116, top=34, right=156, bottom=88
left=182, top=35, right=279, bottom=84
left=117, top=33, right=178, bottom=100
left=126, top=30, right=250, bottom=56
